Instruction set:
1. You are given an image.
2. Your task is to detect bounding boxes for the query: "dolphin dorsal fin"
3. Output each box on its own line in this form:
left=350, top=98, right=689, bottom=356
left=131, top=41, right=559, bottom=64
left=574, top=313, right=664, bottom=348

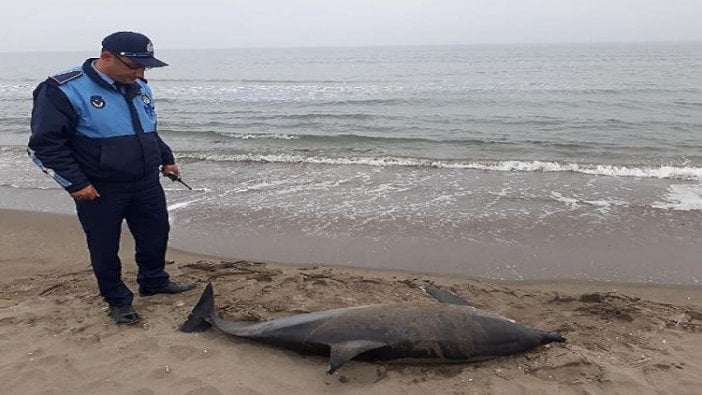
left=423, top=283, right=473, bottom=306
left=327, top=340, right=386, bottom=374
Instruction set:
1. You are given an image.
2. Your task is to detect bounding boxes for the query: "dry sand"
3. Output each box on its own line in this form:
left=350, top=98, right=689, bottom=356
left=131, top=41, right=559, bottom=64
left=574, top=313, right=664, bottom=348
left=1, top=208, right=701, bottom=394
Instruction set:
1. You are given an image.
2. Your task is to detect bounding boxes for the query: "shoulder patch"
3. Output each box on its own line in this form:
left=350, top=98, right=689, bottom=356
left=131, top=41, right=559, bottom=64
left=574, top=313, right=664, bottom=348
left=50, top=70, right=84, bottom=84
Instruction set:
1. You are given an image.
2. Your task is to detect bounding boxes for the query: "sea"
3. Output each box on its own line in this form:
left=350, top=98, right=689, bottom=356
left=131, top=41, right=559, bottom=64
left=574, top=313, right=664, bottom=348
left=1, top=43, right=701, bottom=285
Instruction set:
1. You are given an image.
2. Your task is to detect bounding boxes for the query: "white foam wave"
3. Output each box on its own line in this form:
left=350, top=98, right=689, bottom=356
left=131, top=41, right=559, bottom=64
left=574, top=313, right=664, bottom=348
left=167, top=197, right=208, bottom=211
left=550, top=192, right=580, bottom=207
left=183, top=152, right=702, bottom=181
left=215, top=132, right=299, bottom=140
left=461, top=160, right=702, bottom=180
left=652, top=184, right=702, bottom=211
left=550, top=192, right=630, bottom=209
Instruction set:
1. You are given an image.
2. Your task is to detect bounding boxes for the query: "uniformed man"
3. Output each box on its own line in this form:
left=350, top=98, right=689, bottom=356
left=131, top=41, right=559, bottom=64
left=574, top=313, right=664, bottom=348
left=28, top=31, right=195, bottom=325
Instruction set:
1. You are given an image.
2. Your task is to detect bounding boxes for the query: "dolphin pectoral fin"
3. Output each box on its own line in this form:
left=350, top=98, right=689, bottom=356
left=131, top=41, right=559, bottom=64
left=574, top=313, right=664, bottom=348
left=327, top=340, right=387, bottom=374
left=423, top=283, right=473, bottom=306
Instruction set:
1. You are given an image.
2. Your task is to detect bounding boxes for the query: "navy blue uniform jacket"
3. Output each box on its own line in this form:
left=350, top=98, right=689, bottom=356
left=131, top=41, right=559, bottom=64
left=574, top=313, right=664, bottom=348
left=28, top=58, right=174, bottom=192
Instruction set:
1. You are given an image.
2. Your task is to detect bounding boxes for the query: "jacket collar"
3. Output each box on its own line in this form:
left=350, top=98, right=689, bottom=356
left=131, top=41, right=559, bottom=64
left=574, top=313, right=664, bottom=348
left=81, top=58, right=148, bottom=91
left=82, top=58, right=119, bottom=91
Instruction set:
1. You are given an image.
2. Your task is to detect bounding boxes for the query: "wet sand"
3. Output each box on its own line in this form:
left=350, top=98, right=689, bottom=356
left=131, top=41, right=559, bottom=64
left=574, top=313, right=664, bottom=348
left=1, top=208, right=701, bottom=394
left=169, top=203, right=702, bottom=285
left=2, top=180, right=701, bottom=285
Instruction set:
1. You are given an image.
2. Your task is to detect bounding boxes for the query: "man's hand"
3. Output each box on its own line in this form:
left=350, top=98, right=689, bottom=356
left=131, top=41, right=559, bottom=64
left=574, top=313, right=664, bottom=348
left=70, top=185, right=100, bottom=201
left=161, top=164, right=180, bottom=178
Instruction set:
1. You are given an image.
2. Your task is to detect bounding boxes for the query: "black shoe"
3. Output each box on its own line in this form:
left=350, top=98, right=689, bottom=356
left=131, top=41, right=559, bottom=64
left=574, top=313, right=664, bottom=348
left=109, top=304, right=141, bottom=325
left=139, top=281, right=196, bottom=296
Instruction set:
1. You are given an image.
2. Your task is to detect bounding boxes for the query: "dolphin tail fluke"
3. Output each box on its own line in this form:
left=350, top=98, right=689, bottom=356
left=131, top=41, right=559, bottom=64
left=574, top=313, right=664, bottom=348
left=538, top=330, right=566, bottom=344
left=180, top=282, right=216, bottom=332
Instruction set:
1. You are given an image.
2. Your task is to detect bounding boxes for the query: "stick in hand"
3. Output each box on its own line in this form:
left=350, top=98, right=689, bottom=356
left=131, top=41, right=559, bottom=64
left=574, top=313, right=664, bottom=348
left=165, top=172, right=193, bottom=190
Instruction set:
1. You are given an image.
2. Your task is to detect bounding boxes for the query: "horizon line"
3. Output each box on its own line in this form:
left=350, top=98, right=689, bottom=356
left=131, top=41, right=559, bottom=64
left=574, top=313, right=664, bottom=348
left=1, top=39, right=701, bottom=54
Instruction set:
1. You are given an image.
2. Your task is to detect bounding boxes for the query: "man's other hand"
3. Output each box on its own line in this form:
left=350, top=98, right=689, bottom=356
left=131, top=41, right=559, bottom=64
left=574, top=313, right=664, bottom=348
left=70, top=185, right=100, bottom=200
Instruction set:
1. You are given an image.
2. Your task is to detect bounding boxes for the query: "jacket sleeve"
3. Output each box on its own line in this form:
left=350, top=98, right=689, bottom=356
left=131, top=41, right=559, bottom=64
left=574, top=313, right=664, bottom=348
left=155, top=133, right=175, bottom=165
left=28, top=81, right=91, bottom=193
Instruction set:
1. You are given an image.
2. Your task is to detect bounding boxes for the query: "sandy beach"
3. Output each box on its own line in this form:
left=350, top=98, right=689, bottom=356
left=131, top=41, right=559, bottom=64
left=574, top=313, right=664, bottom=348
left=1, top=208, right=701, bottom=394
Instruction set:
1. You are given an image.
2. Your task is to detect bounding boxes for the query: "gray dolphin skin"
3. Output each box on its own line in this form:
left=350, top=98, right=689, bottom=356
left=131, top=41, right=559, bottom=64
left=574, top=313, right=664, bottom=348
left=181, top=283, right=566, bottom=374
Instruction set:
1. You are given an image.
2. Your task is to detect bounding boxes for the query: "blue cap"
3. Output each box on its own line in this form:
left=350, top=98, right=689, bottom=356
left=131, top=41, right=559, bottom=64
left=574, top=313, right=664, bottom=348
left=101, top=31, right=168, bottom=68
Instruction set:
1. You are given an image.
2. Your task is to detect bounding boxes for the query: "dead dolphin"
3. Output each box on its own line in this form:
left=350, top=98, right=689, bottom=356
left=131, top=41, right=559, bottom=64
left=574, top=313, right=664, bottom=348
left=181, top=283, right=565, bottom=374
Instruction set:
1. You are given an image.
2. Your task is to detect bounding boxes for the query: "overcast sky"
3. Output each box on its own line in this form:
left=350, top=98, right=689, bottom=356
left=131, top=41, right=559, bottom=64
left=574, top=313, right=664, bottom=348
left=1, top=0, right=700, bottom=52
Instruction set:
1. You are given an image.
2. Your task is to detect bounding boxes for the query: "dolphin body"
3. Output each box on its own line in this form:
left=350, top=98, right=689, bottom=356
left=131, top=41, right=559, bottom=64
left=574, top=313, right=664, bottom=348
left=181, top=283, right=565, bottom=374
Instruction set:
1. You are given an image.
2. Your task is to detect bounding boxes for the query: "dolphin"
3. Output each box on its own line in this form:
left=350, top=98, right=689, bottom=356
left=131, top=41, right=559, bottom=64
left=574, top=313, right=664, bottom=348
left=181, top=283, right=565, bottom=374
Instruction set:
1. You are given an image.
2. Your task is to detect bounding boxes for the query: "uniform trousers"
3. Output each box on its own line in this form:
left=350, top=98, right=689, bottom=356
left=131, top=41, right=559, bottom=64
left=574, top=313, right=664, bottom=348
left=75, top=176, right=170, bottom=307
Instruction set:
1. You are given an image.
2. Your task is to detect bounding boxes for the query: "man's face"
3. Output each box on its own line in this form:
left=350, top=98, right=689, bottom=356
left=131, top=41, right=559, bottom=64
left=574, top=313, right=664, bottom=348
left=103, top=52, right=146, bottom=84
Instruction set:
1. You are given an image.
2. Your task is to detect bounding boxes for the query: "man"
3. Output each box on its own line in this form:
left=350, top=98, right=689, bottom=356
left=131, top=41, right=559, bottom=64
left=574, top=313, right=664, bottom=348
left=28, top=31, right=195, bottom=325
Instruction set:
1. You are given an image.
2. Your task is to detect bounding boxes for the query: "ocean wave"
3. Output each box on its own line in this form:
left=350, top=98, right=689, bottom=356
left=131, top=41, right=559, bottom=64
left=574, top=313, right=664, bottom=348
left=652, top=184, right=702, bottom=211
left=239, top=79, right=356, bottom=84
left=169, top=130, right=522, bottom=147
left=463, top=160, right=702, bottom=180
left=0, top=183, right=58, bottom=191
left=244, top=113, right=376, bottom=121
left=0, top=145, right=27, bottom=153
left=300, top=98, right=413, bottom=106
left=177, top=153, right=702, bottom=180
left=549, top=192, right=629, bottom=209
left=215, top=132, right=300, bottom=140
left=673, top=100, right=702, bottom=107
left=213, top=132, right=454, bottom=144
left=155, top=78, right=359, bottom=84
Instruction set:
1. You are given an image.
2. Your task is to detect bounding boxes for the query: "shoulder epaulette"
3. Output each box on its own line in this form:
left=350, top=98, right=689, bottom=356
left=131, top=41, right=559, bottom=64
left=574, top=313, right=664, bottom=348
left=50, top=70, right=84, bottom=84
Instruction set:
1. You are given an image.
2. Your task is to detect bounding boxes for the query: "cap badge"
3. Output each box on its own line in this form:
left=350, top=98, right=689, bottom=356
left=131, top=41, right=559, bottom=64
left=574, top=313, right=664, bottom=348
left=90, top=96, right=105, bottom=109
left=146, top=41, right=154, bottom=54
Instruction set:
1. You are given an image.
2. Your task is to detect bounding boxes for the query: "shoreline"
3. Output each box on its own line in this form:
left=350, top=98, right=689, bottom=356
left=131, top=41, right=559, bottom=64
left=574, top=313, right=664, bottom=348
left=2, top=160, right=702, bottom=286
left=3, top=207, right=702, bottom=293
left=2, top=207, right=702, bottom=393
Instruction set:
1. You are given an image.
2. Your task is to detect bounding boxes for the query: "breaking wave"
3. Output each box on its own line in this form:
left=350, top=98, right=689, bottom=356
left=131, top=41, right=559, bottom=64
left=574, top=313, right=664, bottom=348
left=178, top=153, right=702, bottom=181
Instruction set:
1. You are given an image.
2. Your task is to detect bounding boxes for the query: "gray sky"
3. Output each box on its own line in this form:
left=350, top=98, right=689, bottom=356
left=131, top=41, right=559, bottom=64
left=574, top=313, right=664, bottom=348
left=1, top=0, right=700, bottom=52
